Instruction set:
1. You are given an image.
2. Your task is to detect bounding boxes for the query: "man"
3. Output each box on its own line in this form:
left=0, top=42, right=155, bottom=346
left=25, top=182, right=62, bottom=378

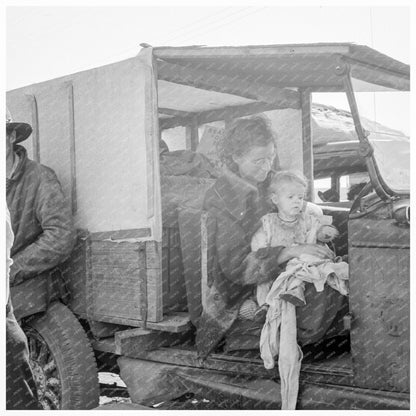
left=6, top=109, right=76, bottom=409
left=6, top=206, right=41, bottom=410
left=6, top=108, right=75, bottom=287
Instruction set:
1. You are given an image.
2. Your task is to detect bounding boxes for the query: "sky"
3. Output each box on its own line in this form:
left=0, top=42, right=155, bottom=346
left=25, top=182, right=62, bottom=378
left=7, top=5, right=410, bottom=89
left=5, top=4, right=411, bottom=134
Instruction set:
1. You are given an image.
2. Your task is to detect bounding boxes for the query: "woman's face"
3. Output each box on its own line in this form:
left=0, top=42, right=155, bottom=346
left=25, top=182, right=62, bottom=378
left=233, top=142, right=276, bottom=184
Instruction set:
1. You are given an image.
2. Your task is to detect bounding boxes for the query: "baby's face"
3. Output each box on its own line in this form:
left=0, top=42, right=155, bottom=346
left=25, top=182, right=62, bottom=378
left=271, top=182, right=305, bottom=220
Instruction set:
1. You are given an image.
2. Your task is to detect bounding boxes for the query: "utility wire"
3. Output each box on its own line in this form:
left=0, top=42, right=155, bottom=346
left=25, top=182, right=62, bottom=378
left=159, top=6, right=238, bottom=44
left=9, top=6, right=270, bottom=86
left=57, top=7, right=242, bottom=70
left=66, top=6, right=266, bottom=72
left=161, top=6, right=253, bottom=44
left=167, top=6, right=267, bottom=45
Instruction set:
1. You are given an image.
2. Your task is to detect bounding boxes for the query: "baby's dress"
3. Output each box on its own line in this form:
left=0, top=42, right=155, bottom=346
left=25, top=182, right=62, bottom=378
left=251, top=205, right=324, bottom=306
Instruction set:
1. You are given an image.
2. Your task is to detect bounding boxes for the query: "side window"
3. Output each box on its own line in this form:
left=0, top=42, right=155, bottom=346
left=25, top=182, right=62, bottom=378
left=315, top=172, right=369, bottom=203
left=314, top=177, right=333, bottom=202
left=161, top=126, right=187, bottom=152
left=342, top=172, right=369, bottom=202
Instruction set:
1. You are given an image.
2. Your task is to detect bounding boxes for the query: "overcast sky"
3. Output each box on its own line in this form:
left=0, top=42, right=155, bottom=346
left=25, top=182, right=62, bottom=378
left=6, top=5, right=411, bottom=134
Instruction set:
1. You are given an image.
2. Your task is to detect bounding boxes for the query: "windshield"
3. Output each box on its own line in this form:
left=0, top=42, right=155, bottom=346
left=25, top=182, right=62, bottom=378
left=350, top=77, right=410, bottom=194
left=368, top=132, right=409, bottom=193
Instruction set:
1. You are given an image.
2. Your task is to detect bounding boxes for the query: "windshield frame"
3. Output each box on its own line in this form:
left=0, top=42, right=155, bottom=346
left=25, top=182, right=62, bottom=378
left=337, top=62, right=410, bottom=200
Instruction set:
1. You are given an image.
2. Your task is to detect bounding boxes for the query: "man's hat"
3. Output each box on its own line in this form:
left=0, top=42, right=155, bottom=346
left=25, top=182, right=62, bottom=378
left=6, top=108, right=32, bottom=143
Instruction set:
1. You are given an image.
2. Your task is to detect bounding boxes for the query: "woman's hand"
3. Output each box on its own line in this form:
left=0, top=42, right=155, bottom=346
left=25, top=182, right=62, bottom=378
left=277, top=243, right=334, bottom=264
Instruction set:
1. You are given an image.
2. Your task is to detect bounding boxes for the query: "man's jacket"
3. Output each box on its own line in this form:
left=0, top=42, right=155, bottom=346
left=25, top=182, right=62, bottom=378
left=6, top=145, right=76, bottom=285
left=195, top=169, right=284, bottom=358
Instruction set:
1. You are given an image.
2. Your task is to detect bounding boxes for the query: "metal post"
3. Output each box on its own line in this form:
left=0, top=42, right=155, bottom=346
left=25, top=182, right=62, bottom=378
left=301, top=89, right=314, bottom=201
left=186, top=117, right=199, bottom=151
left=26, top=94, right=40, bottom=163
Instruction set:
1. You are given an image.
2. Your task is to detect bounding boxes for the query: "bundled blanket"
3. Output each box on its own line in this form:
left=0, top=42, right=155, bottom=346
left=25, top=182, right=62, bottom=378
left=259, top=254, right=348, bottom=410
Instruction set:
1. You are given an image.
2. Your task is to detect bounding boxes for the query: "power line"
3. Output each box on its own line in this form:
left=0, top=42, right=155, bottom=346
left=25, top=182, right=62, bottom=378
left=161, top=6, right=253, bottom=44
left=63, top=7, right=266, bottom=73
left=166, top=6, right=266, bottom=45
left=159, top=6, right=237, bottom=44
left=8, top=6, right=271, bottom=86
left=58, top=7, right=242, bottom=71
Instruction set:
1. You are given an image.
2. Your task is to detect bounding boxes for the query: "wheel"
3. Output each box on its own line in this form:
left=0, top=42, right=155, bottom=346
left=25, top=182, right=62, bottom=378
left=23, top=302, right=100, bottom=410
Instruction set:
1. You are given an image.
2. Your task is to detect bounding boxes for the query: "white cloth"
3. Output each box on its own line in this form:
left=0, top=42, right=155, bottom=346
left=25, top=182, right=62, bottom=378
left=259, top=255, right=348, bottom=410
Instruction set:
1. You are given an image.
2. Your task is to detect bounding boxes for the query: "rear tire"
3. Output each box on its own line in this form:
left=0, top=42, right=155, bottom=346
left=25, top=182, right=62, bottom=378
left=24, top=301, right=100, bottom=410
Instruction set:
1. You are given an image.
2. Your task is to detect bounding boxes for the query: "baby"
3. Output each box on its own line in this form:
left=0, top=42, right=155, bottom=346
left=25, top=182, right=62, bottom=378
left=251, top=170, right=339, bottom=307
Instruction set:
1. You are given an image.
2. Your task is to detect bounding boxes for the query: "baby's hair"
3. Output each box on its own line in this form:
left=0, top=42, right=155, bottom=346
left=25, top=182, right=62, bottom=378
left=268, top=170, right=308, bottom=194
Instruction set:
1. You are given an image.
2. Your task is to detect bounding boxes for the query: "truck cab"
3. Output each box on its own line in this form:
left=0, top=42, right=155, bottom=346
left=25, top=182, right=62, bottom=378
left=7, top=43, right=409, bottom=410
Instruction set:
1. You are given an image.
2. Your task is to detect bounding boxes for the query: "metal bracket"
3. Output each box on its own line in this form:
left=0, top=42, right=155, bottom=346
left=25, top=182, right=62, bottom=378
left=334, top=57, right=349, bottom=76
left=357, top=139, right=373, bottom=158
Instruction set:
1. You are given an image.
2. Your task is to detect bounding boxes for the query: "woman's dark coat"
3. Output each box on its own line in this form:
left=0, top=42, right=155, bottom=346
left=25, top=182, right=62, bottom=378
left=195, top=170, right=283, bottom=358
left=195, top=169, right=348, bottom=359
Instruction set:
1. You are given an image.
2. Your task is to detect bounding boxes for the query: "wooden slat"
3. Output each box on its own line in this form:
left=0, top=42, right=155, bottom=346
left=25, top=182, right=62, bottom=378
left=154, top=44, right=352, bottom=59
left=146, top=312, right=191, bottom=333
left=115, top=328, right=190, bottom=356
left=66, top=82, right=77, bottom=214
left=301, top=89, right=314, bottom=201
left=142, top=49, right=163, bottom=322
left=85, top=233, right=95, bottom=321
left=88, top=320, right=129, bottom=339
left=65, top=231, right=89, bottom=316
left=185, top=117, right=199, bottom=151
left=26, top=94, right=40, bottom=162
left=139, top=244, right=148, bottom=327
left=88, top=238, right=164, bottom=326
left=90, top=228, right=151, bottom=241
left=90, top=314, right=146, bottom=328
left=158, top=107, right=194, bottom=117
left=194, top=101, right=279, bottom=124
left=90, top=240, right=144, bottom=322
left=159, top=101, right=280, bottom=130
left=145, top=240, right=160, bottom=269
left=146, top=241, right=163, bottom=323
left=157, top=61, right=300, bottom=109
left=90, top=312, right=191, bottom=333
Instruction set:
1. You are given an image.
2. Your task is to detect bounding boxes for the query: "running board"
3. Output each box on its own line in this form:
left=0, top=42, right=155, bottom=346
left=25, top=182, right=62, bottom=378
left=166, top=365, right=409, bottom=410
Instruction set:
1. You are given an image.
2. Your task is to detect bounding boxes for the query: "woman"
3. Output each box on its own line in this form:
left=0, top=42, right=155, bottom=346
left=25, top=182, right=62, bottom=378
left=195, top=115, right=347, bottom=359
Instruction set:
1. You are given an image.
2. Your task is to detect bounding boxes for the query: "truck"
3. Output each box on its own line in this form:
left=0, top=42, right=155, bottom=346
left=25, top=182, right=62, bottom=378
left=7, top=43, right=410, bottom=410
